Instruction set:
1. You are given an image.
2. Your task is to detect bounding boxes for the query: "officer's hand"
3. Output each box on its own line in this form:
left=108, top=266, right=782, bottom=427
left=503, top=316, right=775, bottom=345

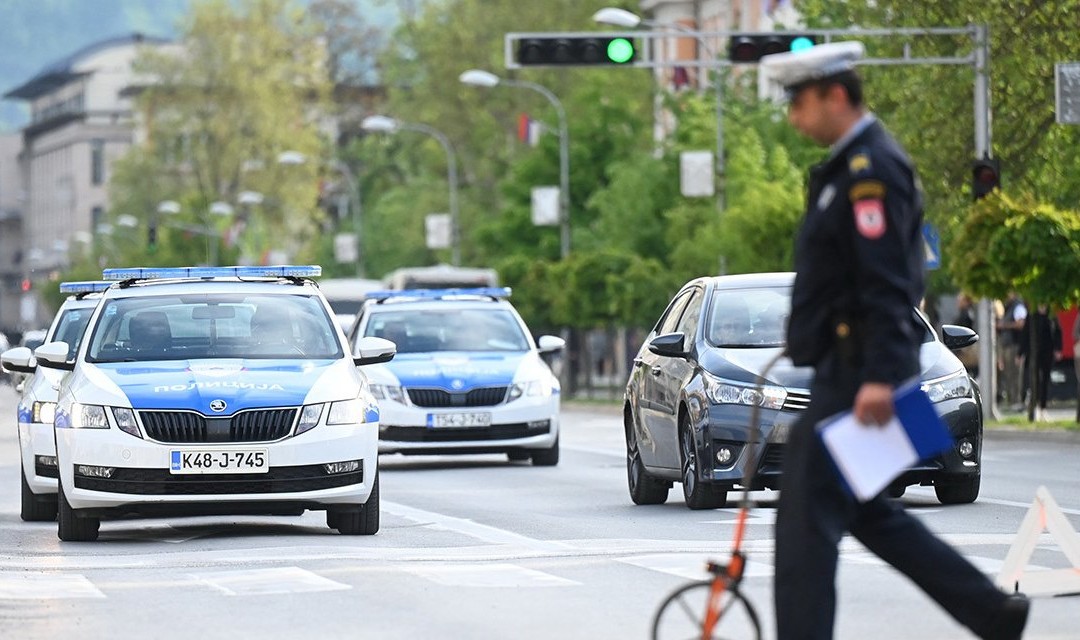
left=854, top=382, right=894, bottom=427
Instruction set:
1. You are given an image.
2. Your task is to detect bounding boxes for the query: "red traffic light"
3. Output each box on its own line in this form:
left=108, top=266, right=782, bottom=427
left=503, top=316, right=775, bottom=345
left=728, top=33, right=818, bottom=63
left=20, top=278, right=31, bottom=292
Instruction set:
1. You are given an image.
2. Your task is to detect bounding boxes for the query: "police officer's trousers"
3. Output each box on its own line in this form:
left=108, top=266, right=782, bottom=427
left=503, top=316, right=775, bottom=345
left=774, top=353, right=1008, bottom=640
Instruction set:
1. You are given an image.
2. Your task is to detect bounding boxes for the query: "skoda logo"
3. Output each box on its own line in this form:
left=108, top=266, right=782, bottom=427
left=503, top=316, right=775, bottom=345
left=209, top=399, right=227, bottom=413
left=450, top=379, right=465, bottom=390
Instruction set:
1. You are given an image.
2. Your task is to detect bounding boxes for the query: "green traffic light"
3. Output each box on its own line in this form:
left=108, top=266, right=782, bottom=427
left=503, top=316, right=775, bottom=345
left=607, top=38, right=635, bottom=64
left=790, top=36, right=815, bottom=53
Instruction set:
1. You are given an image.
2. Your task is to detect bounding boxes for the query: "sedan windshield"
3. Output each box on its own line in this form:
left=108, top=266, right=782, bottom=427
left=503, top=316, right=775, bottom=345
left=364, top=308, right=530, bottom=353
left=86, top=293, right=342, bottom=362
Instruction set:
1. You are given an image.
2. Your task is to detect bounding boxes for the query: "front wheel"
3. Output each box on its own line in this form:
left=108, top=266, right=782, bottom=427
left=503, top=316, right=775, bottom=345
left=935, top=473, right=980, bottom=504
left=57, top=483, right=99, bottom=542
left=334, top=473, right=380, bottom=535
left=652, top=580, right=762, bottom=640
left=530, top=436, right=559, bottom=466
left=681, top=424, right=727, bottom=510
left=21, top=470, right=57, bottom=522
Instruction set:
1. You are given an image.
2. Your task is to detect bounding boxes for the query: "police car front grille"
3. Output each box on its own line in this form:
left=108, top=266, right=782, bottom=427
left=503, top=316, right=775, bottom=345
left=406, top=386, right=509, bottom=408
left=782, top=390, right=812, bottom=412
left=72, top=463, right=362, bottom=495
left=139, top=409, right=297, bottom=443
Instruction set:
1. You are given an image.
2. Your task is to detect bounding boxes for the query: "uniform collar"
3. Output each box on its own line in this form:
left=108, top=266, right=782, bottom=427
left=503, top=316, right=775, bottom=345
left=829, top=112, right=876, bottom=159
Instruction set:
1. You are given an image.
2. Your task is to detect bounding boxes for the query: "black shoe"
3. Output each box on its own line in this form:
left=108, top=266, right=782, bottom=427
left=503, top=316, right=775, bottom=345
left=983, top=593, right=1029, bottom=640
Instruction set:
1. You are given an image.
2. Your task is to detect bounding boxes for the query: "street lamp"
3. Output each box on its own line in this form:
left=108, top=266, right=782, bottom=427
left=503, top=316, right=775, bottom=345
left=459, top=69, right=571, bottom=260
left=594, top=7, right=726, bottom=209
left=360, top=115, right=461, bottom=266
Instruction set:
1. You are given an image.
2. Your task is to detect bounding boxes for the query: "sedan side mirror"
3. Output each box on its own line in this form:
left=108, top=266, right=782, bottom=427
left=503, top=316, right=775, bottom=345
left=940, top=324, right=978, bottom=351
left=353, top=336, right=396, bottom=366
left=648, top=332, right=687, bottom=358
left=1, top=347, right=36, bottom=374
left=35, top=342, right=75, bottom=371
left=537, top=335, right=566, bottom=353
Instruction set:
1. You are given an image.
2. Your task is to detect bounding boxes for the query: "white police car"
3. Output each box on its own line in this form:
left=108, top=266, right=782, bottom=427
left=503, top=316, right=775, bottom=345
left=346, top=288, right=564, bottom=465
left=2, top=281, right=109, bottom=521
left=32, top=266, right=395, bottom=541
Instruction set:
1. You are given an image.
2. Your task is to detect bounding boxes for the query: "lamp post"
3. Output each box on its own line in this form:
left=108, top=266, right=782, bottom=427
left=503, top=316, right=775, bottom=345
left=360, top=115, right=461, bottom=266
left=594, top=7, right=725, bottom=210
left=459, top=69, right=571, bottom=260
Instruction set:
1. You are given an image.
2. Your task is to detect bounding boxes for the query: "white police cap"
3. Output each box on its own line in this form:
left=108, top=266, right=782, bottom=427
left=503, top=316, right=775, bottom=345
left=761, top=41, right=865, bottom=94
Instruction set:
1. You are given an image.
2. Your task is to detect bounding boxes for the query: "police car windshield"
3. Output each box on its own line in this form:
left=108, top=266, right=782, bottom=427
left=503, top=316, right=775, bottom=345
left=363, top=308, right=529, bottom=353
left=85, top=293, right=342, bottom=362
left=706, top=286, right=934, bottom=348
left=51, top=307, right=95, bottom=359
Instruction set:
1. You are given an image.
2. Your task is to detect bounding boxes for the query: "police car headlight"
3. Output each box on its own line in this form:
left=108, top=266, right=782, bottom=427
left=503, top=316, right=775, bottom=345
left=328, top=399, right=365, bottom=425
left=370, top=384, right=405, bottom=403
left=922, top=371, right=973, bottom=403
left=703, top=373, right=786, bottom=410
left=71, top=403, right=109, bottom=429
left=508, top=380, right=549, bottom=402
left=296, top=404, right=324, bottom=435
left=32, top=401, right=57, bottom=424
left=111, top=407, right=142, bottom=438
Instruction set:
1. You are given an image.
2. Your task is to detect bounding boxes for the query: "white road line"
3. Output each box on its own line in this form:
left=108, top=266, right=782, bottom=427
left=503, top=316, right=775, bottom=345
left=190, top=567, right=351, bottom=596
left=619, top=553, right=774, bottom=580
left=0, top=571, right=105, bottom=599
left=402, top=563, right=579, bottom=588
left=382, top=500, right=576, bottom=552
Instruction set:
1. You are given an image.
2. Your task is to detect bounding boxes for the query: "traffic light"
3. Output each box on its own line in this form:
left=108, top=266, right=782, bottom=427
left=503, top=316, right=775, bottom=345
left=728, top=33, right=818, bottom=63
left=147, top=224, right=158, bottom=252
left=971, top=157, right=1001, bottom=200
left=515, top=36, right=637, bottom=66
left=20, top=278, right=31, bottom=292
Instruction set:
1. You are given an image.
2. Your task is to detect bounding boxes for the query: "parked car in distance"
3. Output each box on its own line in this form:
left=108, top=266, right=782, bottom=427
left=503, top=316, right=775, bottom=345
left=624, top=272, right=982, bottom=510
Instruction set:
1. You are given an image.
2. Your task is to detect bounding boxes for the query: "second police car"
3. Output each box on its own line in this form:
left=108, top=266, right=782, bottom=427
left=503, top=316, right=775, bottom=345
left=2, top=281, right=109, bottom=521
left=31, top=266, right=395, bottom=541
left=347, top=288, right=564, bottom=465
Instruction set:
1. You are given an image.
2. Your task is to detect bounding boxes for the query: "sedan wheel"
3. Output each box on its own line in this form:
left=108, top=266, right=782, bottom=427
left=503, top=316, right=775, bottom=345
left=626, top=411, right=668, bottom=505
left=680, top=422, right=727, bottom=510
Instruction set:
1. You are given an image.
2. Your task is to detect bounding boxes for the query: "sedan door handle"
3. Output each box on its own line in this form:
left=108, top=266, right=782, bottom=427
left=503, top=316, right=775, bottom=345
left=650, top=366, right=662, bottom=376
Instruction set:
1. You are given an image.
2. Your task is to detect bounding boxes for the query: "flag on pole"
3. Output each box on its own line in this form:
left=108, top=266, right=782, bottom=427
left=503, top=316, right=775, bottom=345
left=517, top=113, right=542, bottom=147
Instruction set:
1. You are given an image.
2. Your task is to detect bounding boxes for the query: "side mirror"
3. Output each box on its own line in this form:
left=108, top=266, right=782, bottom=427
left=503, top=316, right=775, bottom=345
left=1, top=347, right=36, bottom=374
left=940, top=324, right=978, bottom=351
left=35, top=342, right=75, bottom=371
left=648, top=332, right=687, bottom=358
left=353, top=336, right=396, bottom=366
left=537, top=335, right=566, bottom=353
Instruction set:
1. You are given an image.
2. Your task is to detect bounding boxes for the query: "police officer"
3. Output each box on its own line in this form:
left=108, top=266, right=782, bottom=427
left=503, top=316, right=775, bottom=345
left=760, top=42, right=1029, bottom=640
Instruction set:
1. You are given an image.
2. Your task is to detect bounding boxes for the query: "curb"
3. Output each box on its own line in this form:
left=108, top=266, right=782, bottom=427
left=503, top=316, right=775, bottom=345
left=984, top=427, right=1080, bottom=444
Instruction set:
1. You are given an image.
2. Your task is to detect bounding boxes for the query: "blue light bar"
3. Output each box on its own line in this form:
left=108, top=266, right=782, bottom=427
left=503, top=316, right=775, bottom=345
left=59, top=281, right=111, bottom=294
left=365, top=287, right=512, bottom=301
left=103, top=265, right=322, bottom=281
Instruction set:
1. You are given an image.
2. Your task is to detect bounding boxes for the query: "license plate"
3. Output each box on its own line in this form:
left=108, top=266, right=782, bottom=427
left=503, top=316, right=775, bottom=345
left=427, top=412, right=492, bottom=428
left=169, top=449, right=269, bottom=475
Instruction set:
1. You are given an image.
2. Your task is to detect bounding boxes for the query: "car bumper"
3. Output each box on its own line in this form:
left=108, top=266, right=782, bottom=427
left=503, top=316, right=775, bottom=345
left=19, top=420, right=59, bottom=494
left=56, top=422, right=378, bottom=513
left=701, top=404, right=795, bottom=491
left=377, top=396, right=559, bottom=454
left=895, top=396, right=982, bottom=484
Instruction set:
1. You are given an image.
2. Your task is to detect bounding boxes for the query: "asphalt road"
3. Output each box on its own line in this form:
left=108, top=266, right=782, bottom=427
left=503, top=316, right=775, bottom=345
left=0, top=386, right=1076, bottom=639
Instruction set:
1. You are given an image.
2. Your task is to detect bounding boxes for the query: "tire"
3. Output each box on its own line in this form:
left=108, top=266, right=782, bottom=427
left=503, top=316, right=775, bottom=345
left=887, top=482, right=906, bottom=499
left=681, top=422, right=727, bottom=510
left=652, top=580, right=762, bottom=640
left=57, top=483, right=99, bottom=542
left=325, top=509, right=340, bottom=529
left=335, top=472, right=380, bottom=535
left=507, top=450, right=531, bottom=462
left=626, top=410, right=669, bottom=505
left=935, top=473, right=980, bottom=504
left=530, top=436, right=559, bottom=467
left=21, top=469, right=57, bottom=522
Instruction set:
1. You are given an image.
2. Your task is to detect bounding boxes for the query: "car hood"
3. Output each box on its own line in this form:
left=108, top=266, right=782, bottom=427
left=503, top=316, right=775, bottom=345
left=74, top=359, right=351, bottom=415
left=375, top=351, right=530, bottom=390
left=698, top=342, right=963, bottom=389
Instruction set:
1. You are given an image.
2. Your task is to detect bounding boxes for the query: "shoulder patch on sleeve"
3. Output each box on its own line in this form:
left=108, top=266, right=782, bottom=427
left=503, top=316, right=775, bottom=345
left=849, top=179, right=886, bottom=201
left=849, top=153, right=871, bottom=174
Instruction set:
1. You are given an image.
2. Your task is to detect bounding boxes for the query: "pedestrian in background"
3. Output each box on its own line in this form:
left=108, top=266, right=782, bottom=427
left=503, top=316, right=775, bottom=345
left=1017, top=303, right=1062, bottom=421
left=761, top=41, right=1028, bottom=640
left=997, top=291, right=1027, bottom=408
left=952, top=293, right=979, bottom=376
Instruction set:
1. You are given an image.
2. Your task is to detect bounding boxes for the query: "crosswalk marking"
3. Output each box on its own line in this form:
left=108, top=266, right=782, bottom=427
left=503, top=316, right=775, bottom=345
left=402, top=563, right=579, bottom=588
left=190, top=567, right=351, bottom=596
left=0, top=571, right=105, bottom=599
left=619, top=553, right=774, bottom=580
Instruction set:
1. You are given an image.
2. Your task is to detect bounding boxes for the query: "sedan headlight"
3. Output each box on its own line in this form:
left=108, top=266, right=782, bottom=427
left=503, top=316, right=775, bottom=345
left=508, top=380, right=551, bottom=402
left=370, top=384, right=405, bottom=403
left=111, top=407, right=142, bottom=438
left=32, top=401, right=57, bottom=424
left=703, top=372, right=787, bottom=410
left=71, top=403, right=109, bottom=429
left=922, top=371, right=973, bottom=403
left=296, top=404, right=324, bottom=435
left=328, top=398, right=365, bottom=425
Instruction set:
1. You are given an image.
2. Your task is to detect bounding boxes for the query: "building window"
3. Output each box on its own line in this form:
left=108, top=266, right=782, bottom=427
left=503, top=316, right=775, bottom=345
left=91, top=139, right=105, bottom=186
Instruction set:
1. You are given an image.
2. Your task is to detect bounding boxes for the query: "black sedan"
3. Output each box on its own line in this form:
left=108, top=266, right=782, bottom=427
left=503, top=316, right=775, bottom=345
left=624, top=272, right=982, bottom=509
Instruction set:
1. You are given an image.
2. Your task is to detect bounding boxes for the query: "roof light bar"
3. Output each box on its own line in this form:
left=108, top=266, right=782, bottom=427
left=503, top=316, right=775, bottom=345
left=365, top=287, right=512, bottom=301
left=59, top=281, right=111, bottom=294
left=102, top=265, right=322, bottom=281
